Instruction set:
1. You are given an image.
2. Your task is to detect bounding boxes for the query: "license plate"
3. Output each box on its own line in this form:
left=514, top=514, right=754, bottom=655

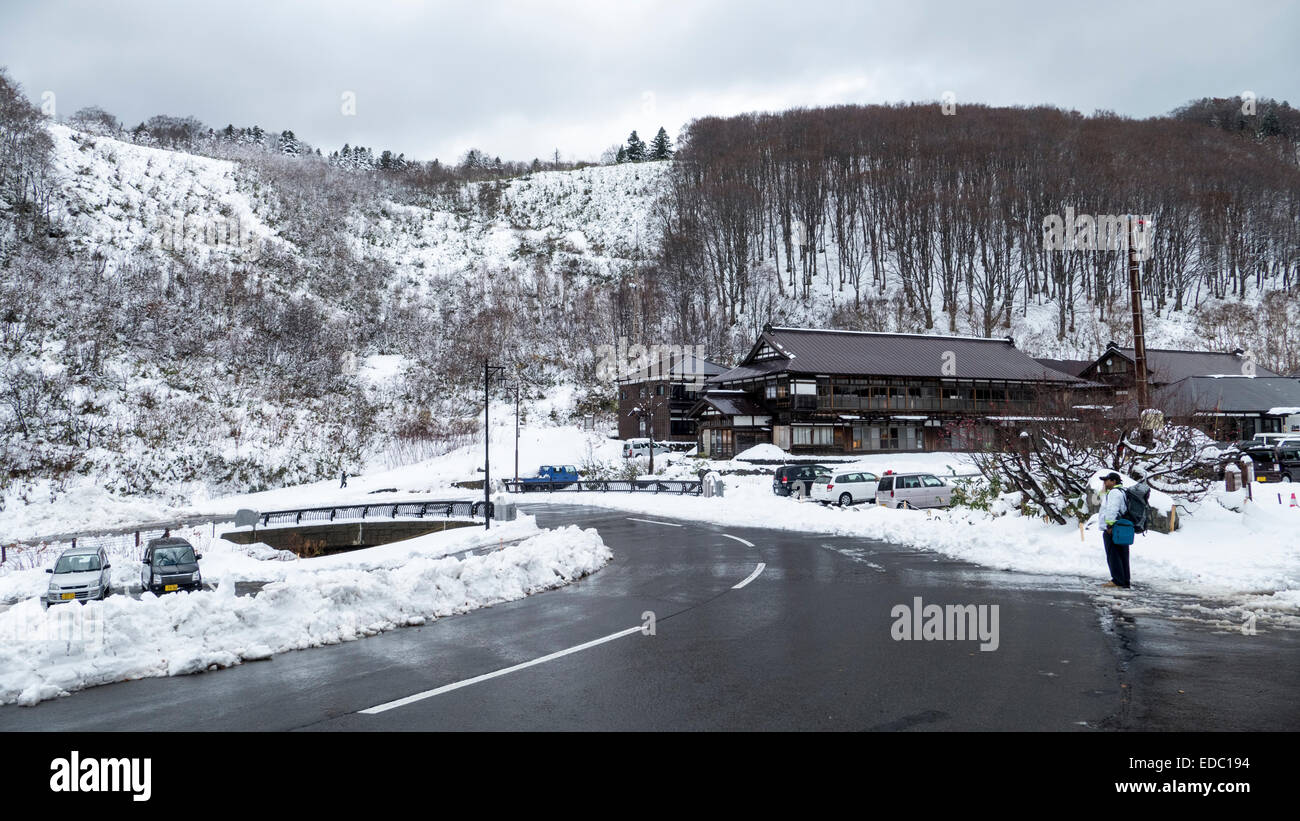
left=164, top=584, right=178, bottom=591
left=61, top=592, right=75, bottom=600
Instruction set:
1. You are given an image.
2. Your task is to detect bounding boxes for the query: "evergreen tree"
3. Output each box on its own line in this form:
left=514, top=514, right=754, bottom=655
left=649, top=126, right=673, bottom=160
left=615, top=146, right=627, bottom=164
left=278, top=130, right=300, bottom=156
left=625, top=130, right=647, bottom=162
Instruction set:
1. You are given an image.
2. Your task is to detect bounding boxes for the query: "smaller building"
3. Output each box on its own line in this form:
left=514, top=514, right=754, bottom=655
left=1078, top=342, right=1278, bottom=401
left=616, top=352, right=726, bottom=441
left=1153, top=376, right=1300, bottom=440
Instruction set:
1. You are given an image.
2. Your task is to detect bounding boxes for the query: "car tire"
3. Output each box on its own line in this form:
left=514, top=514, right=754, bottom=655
left=898, top=500, right=913, bottom=510
left=838, top=492, right=852, bottom=506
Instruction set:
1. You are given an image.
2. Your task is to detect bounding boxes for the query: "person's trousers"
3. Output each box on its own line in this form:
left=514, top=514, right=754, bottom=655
left=1102, top=529, right=1130, bottom=587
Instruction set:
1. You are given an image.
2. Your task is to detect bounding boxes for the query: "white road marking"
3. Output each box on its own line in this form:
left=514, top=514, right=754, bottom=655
left=732, top=562, right=766, bottom=589
left=721, top=534, right=755, bottom=548
left=625, top=517, right=683, bottom=527
left=360, top=554, right=770, bottom=715
left=360, top=625, right=645, bottom=715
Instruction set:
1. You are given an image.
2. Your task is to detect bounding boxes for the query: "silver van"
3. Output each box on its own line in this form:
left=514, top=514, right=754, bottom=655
left=44, top=545, right=112, bottom=606
left=877, top=472, right=952, bottom=509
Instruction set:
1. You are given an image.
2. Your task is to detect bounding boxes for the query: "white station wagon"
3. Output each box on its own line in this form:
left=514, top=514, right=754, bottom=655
left=877, top=472, right=953, bottom=509
left=811, top=470, right=879, bottom=506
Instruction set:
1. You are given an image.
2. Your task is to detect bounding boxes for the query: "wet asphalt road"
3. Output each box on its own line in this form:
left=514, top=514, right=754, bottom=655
left=0, top=503, right=1296, bottom=731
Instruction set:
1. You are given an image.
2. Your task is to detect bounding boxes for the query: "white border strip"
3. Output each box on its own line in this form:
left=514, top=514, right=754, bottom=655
left=721, top=534, right=755, bottom=547
left=732, top=562, right=766, bottom=589
left=360, top=625, right=644, bottom=714
left=626, top=517, right=683, bottom=527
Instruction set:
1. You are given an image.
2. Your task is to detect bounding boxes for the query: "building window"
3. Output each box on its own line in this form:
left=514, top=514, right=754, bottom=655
left=620, top=390, right=627, bottom=400
left=793, top=425, right=833, bottom=447
left=656, top=384, right=665, bottom=396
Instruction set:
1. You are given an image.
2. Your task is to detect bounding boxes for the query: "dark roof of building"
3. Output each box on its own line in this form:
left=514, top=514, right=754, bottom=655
left=1034, top=358, right=1093, bottom=377
left=617, top=352, right=726, bottom=383
left=1153, top=376, right=1300, bottom=414
left=690, top=392, right=770, bottom=418
left=1089, top=347, right=1279, bottom=382
left=710, top=326, right=1089, bottom=384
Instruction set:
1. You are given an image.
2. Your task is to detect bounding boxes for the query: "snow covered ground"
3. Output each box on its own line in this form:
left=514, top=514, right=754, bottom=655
left=0, top=515, right=611, bottom=706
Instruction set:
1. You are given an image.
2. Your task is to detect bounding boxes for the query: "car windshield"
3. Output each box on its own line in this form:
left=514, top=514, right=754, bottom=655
left=54, top=554, right=100, bottom=573
left=153, top=546, right=195, bottom=566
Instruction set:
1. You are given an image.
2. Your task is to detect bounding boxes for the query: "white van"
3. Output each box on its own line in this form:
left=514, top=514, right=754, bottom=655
left=1254, top=432, right=1300, bottom=446
left=622, top=439, right=671, bottom=459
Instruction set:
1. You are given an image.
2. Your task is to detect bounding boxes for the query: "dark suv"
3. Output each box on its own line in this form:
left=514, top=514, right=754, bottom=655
left=772, top=464, right=831, bottom=497
left=141, top=537, right=204, bottom=594
left=1242, top=444, right=1300, bottom=483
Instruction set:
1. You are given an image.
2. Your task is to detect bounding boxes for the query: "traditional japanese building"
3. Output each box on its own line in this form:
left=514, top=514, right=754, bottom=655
left=690, top=325, right=1093, bottom=458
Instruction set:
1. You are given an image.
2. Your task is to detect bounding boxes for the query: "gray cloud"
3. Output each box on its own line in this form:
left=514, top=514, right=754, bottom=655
left=2, top=0, right=1295, bottom=163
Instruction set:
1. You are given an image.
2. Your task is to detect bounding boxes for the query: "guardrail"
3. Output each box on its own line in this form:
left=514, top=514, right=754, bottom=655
left=503, top=480, right=702, bottom=495
left=255, top=500, right=493, bottom=526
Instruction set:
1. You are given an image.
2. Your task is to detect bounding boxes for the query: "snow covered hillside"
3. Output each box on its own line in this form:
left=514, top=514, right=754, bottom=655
left=46, top=124, right=282, bottom=267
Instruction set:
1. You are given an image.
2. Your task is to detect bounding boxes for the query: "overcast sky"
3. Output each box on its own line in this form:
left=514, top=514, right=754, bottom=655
left=2, top=0, right=1296, bottom=163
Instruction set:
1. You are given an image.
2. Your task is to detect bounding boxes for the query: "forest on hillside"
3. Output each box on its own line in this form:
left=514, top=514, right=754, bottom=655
left=641, top=101, right=1300, bottom=370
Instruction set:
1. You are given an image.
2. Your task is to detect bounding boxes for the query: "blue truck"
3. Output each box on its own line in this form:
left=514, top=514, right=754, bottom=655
left=517, top=464, right=579, bottom=490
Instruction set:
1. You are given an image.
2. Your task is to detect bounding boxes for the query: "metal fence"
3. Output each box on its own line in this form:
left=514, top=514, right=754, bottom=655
left=504, top=479, right=702, bottom=495
left=256, top=500, right=492, bottom=526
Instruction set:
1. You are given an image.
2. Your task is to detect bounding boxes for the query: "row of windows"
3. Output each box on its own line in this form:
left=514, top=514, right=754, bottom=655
left=619, top=385, right=704, bottom=401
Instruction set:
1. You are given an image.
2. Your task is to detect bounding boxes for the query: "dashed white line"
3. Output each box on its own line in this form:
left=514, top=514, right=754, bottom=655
left=732, top=562, right=766, bottom=589
left=359, top=625, right=645, bottom=715
left=626, top=517, right=683, bottom=527
left=721, top=534, right=755, bottom=548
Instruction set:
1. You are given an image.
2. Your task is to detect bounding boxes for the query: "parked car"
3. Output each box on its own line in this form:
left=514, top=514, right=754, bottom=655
left=517, top=464, right=579, bottom=490
left=44, top=545, right=111, bottom=606
left=622, top=439, right=672, bottom=459
left=877, top=471, right=953, bottom=509
left=141, top=537, right=203, bottom=594
left=811, top=470, right=879, bottom=506
left=1241, top=444, right=1300, bottom=482
left=772, top=464, right=831, bottom=497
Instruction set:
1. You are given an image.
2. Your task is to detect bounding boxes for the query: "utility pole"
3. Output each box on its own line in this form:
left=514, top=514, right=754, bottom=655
left=1128, top=217, right=1152, bottom=445
left=483, top=360, right=505, bottom=529
left=514, top=373, right=520, bottom=483
left=1128, top=219, right=1149, bottom=412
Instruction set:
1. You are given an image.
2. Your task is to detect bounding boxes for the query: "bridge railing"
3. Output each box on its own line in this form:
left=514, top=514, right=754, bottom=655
left=257, top=500, right=493, bottom=526
left=503, top=479, right=702, bottom=495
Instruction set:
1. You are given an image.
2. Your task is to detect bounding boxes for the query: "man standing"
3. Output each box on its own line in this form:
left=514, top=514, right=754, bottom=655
left=1098, top=472, right=1130, bottom=589
left=340, top=468, right=348, bottom=489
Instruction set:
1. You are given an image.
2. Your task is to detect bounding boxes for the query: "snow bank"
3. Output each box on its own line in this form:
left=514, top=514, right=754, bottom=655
left=0, top=523, right=611, bottom=706
left=734, top=444, right=790, bottom=461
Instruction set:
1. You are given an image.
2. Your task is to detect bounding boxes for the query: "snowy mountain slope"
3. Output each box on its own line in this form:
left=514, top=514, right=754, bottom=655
left=37, top=124, right=1244, bottom=363
left=46, top=124, right=284, bottom=268
left=350, top=161, right=669, bottom=296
